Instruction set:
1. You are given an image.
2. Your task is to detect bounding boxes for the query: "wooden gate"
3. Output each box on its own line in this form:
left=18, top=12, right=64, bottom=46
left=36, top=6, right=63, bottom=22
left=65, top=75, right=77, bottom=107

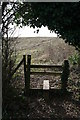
left=11, top=54, right=70, bottom=96
left=24, top=55, right=70, bottom=96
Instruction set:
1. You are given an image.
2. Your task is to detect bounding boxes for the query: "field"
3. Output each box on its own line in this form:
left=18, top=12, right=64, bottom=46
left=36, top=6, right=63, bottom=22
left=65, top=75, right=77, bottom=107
left=3, top=37, right=80, bottom=119
left=16, top=37, right=76, bottom=64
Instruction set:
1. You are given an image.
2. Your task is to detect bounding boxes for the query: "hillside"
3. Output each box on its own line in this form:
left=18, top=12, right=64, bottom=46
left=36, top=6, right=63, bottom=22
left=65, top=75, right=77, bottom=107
left=15, top=37, right=76, bottom=65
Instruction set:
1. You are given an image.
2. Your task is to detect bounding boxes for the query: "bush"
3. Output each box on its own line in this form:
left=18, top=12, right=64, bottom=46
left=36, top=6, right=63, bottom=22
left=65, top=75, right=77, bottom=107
left=68, top=53, right=79, bottom=65
left=2, top=37, right=17, bottom=116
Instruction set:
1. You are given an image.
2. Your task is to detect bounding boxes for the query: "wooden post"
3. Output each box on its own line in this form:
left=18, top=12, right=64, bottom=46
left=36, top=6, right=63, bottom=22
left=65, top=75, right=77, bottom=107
left=26, top=55, right=31, bottom=96
left=23, top=55, right=27, bottom=95
left=43, top=80, right=49, bottom=101
left=61, top=60, right=70, bottom=92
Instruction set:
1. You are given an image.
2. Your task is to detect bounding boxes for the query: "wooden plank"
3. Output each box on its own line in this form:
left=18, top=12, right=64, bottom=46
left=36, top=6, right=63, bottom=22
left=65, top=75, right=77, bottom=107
left=11, top=58, right=24, bottom=76
left=30, top=64, right=63, bottom=69
left=30, top=71, right=62, bottom=76
left=61, top=60, right=70, bottom=92
left=26, top=55, right=31, bottom=94
left=23, top=55, right=27, bottom=94
left=43, top=80, right=49, bottom=90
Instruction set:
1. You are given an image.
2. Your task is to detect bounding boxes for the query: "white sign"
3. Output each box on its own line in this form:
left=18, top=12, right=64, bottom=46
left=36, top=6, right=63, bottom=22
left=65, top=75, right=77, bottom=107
left=43, top=80, right=49, bottom=90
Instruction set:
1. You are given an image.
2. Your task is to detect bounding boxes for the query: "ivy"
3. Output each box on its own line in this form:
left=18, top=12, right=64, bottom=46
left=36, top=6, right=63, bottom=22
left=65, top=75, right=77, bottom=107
left=15, top=2, right=80, bottom=49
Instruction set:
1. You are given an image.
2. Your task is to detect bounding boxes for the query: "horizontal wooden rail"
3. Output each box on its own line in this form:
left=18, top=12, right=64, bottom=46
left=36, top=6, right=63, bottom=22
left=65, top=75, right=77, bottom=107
left=30, top=71, right=62, bottom=76
left=28, top=64, right=63, bottom=69
left=11, top=58, right=24, bottom=76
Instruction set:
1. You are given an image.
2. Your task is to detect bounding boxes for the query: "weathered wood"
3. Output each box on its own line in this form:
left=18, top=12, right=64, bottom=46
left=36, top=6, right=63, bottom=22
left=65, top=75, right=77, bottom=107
left=30, top=64, right=63, bottom=69
left=30, top=71, right=62, bottom=75
left=23, top=55, right=27, bottom=94
left=11, top=58, right=24, bottom=77
left=26, top=55, right=31, bottom=95
left=61, top=59, right=70, bottom=92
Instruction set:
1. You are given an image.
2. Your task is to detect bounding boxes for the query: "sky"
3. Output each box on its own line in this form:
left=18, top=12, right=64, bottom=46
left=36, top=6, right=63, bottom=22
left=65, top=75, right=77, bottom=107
left=10, top=25, right=57, bottom=37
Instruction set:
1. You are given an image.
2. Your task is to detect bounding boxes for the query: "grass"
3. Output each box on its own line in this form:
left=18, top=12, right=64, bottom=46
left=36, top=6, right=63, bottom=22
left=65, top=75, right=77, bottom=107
left=15, top=37, right=76, bottom=65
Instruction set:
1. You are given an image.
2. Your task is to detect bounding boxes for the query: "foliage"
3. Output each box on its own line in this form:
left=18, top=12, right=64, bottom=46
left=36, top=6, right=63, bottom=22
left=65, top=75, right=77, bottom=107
left=2, top=3, right=15, bottom=83
left=68, top=53, right=79, bottom=65
left=14, top=2, right=80, bottom=49
left=2, top=2, right=20, bottom=86
left=2, top=2, right=18, bottom=116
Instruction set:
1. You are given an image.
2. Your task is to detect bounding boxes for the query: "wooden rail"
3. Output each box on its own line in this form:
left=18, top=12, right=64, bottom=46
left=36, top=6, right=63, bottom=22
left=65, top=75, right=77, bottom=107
left=30, top=64, right=63, bottom=69
left=30, top=71, right=62, bottom=75
left=11, top=58, right=24, bottom=77
left=24, top=55, right=63, bottom=95
left=10, top=54, right=70, bottom=96
left=25, top=55, right=70, bottom=96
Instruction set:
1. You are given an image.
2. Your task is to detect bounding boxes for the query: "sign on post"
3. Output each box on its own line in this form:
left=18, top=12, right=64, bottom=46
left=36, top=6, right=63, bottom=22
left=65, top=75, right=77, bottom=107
left=43, top=80, right=49, bottom=90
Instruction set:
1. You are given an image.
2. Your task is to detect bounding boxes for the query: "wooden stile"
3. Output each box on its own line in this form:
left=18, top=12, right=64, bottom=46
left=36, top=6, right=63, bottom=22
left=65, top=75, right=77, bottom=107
left=23, top=55, right=27, bottom=94
left=30, top=64, right=63, bottom=69
left=30, top=71, right=62, bottom=75
left=61, top=59, right=70, bottom=92
left=10, top=54, right=70, bottom=96
left=11, top=58, right=24, bottom=77
left=26, top=55, right=31, bottom=95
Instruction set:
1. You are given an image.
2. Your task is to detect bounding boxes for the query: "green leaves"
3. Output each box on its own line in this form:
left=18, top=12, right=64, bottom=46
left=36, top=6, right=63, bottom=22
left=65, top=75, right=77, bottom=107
left=13, top=2, right=80, bottom=49
left=68, top=53, right=79, bottom=65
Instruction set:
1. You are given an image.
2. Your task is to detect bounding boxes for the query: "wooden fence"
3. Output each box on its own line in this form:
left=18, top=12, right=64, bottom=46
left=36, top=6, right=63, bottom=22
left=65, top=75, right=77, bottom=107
left=24, top=55, right=70, bottom=95
left=11, top=54, right=70, bottom=96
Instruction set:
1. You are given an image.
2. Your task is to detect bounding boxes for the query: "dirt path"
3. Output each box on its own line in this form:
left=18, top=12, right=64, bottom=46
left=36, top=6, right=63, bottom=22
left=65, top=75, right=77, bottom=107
left=6, top=66, right=79, bottom=119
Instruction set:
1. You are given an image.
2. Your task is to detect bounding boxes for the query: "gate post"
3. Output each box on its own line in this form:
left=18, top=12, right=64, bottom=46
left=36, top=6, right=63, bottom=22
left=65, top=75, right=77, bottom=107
left=23, top=55, right=27, bottom=95
left=61, top=60, right=70, bottom=92
left=26, top=55, right=31, bottom=96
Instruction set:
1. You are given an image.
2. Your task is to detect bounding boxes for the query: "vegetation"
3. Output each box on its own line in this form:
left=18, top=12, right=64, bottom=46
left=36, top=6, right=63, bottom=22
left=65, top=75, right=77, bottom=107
left=15, top=37, right=76, bottom=64
left=2, top=37, right=80, bottom=119
left=2, top=2, right=19, bottom=117
left=2, top=2, right=80, bottom=119
left=2, top=2, right=17, bottom=83
left=69, top=53, right=79, bottom=65
left=2, top=2, right=80, bottom=49
left=15, top=2, right=80, bottom=67
left=15, top=2, right=80, bottom=50
left=2, top=2, right=80, bottom=65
